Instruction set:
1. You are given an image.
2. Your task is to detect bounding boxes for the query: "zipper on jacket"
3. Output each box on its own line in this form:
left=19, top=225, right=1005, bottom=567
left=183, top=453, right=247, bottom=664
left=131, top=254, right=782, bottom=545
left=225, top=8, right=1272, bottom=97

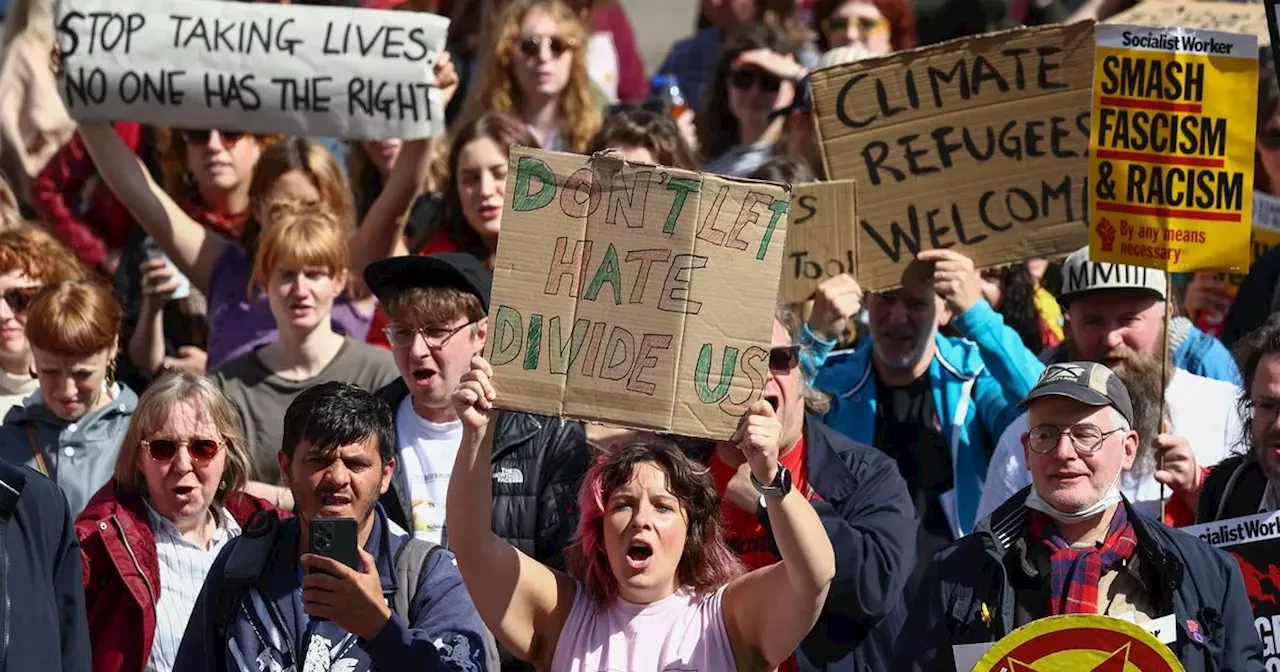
left=112, top=517, right=156, bottom=604
left=2, top=536, right=9, bottom=670
left=265, top=596, right=299, bottom=667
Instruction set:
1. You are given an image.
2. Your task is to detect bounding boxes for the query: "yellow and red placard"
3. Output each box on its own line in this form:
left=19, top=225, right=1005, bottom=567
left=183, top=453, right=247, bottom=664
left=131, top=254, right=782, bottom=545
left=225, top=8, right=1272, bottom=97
left=972, top=615, right=1184, bottom=671
left=1088, top=25, right=1258, bottom=272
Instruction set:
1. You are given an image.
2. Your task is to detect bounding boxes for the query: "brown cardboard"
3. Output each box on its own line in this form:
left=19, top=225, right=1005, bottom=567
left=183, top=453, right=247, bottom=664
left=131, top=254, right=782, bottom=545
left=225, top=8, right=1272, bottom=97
left=1107, top=2, right=1270, bottom=45
left=779, top=181, right=859, bottom=303
left=485, top=147, right=791, bottom=440
left=809, top=23, right=1094, bottom=290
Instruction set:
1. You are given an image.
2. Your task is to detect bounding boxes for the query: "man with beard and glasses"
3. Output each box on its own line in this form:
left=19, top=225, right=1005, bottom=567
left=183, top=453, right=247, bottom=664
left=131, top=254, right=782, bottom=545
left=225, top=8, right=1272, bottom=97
left=978, top=247, right=1243, bottom=527
left=1199, top=316, right=1280, bottom=520
left=173, top=382, right=493, bottom=672
left=803, top=250, right=1044, bottom=593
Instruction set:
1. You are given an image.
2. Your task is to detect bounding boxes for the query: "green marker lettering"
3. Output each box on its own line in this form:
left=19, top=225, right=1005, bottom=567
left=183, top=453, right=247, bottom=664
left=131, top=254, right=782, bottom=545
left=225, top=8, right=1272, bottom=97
left=663, top=178, right=701, bottom=234
left=694, top=343, right=739, bottom=403
left=583, top=243, right=623, bottom=305
left=757, top=199, right=789, bottom=260
left=513, top=157, right=556, bottom=211
left=523, top=314, right=542, bottom=370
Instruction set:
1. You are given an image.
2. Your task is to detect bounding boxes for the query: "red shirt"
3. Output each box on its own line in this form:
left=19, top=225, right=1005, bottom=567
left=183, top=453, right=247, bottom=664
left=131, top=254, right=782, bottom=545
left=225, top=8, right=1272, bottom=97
left=711, top=437, right=813, bottom=672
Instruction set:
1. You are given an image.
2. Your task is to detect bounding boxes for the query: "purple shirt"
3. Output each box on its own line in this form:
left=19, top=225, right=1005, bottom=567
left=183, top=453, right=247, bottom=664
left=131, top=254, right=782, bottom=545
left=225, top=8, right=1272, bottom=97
left=206, top=244, right=373, bottom=369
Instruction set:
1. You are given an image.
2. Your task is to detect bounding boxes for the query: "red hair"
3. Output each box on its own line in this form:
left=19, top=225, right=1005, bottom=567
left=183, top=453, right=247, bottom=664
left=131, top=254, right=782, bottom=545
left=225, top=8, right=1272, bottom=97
left=568, top=442, right=743, bottom=605
left=812, top=0, right=917, bottom=52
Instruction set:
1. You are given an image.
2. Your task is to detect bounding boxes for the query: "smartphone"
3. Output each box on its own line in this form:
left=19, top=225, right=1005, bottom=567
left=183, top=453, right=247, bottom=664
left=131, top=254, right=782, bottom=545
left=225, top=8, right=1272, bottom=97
left=142, top=237, right=191, bottom=301
left=307, top=517, right=359, bottom=573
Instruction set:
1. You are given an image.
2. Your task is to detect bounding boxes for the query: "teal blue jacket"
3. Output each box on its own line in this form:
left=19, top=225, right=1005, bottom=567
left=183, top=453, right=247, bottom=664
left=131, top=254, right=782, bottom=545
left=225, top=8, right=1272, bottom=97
left=806, top=301, right=1044, bottom=537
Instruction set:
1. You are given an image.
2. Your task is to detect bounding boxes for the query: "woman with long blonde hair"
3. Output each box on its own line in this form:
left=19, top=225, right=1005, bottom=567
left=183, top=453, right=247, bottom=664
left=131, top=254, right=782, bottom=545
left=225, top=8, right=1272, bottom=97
left=463, top=0, right=601, bottom=152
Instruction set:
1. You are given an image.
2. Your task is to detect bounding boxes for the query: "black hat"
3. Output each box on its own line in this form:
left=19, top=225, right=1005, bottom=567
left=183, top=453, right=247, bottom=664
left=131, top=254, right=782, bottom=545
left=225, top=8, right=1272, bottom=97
left=363, top=253, right=491, bottom=311
left=1018, top=361, right=1134, bottom=426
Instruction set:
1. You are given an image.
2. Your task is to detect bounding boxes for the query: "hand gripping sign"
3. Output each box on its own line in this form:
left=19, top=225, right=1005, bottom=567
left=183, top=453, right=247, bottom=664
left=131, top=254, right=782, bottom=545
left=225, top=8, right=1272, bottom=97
left=1088, top=25, right=1258, bottom=272
left=484, top=148, right=790, bottom=441
left=54, top=0, right=450, bottom=140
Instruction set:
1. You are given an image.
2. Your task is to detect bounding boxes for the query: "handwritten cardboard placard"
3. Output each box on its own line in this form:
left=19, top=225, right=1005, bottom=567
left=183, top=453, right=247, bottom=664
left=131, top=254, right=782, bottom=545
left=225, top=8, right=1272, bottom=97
left=1088, top=25, right=1258, bottom=271
left=809, top=23, right=1093, bottom=291
left=54, top=0, right=449, bottom=140
left=779, top=180, right=858, bottom=303
left=485, top=147, right=791, bottom=440
left=1182, top=511, right=1280, bottom=668
left=1107, top=2, right=1270, bottom=46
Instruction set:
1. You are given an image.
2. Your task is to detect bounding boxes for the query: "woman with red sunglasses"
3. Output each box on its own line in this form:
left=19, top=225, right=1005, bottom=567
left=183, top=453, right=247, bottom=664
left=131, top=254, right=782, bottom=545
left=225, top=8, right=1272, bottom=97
left=75, top=372, right=285, bottom=672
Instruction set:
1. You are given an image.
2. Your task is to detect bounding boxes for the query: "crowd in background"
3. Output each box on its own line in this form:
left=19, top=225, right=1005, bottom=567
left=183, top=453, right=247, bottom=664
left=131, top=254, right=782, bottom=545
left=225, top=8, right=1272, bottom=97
left=0, top=0, right=1278, bottom=670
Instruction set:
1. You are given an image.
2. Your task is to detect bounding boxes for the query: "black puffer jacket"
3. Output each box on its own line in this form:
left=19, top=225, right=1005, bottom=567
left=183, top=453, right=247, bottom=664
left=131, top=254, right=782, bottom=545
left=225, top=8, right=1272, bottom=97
left=375, top=379, right=590, bottom=571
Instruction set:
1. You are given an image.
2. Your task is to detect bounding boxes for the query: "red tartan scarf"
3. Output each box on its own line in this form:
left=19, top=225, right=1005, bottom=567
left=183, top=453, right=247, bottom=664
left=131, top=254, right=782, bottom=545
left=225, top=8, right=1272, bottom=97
left=1027, top=505, right=1138, bottom=615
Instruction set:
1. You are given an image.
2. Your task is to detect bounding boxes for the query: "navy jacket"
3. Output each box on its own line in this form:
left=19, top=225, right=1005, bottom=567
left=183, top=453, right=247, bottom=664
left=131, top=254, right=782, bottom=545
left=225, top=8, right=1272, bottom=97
left=894, top=489, right=1264, bottom=671
left=174, top=505, right=490, bottom=671
left=0, top=457, right=91, bottom=672
left=761, top=417, right=917, bottom=671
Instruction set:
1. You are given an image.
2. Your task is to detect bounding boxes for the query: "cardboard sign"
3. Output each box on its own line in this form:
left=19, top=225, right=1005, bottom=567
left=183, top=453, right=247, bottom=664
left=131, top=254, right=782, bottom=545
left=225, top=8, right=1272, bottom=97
left=779, top=180, right=858, bottom=303
left=1088, top=25, right=1258, bottom=271
left=809, top=23, right=1093, bottom=291
left=1182, top=511, right=1280, bottom=667
left=484, top=147, right=791, bottom=440
left=971, top=615, right=1184, bottom=671
left=1107, top=2, right=1270, bottom=46
left=54, top=0, right=449, bottom=140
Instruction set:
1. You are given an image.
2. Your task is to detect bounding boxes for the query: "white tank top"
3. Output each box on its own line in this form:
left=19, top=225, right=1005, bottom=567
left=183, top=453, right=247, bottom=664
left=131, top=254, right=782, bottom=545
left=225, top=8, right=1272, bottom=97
left=551, top=582, right=738, bottom=671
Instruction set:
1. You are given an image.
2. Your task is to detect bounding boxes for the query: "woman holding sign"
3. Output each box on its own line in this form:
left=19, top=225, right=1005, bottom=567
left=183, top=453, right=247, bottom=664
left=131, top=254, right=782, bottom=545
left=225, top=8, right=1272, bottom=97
left=446, top=354, right=835, bottom=671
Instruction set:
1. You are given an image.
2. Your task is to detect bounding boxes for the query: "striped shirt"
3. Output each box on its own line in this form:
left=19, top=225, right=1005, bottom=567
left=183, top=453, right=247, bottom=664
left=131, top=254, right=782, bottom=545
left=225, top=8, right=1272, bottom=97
left=144, top=502, right=241, bottom=672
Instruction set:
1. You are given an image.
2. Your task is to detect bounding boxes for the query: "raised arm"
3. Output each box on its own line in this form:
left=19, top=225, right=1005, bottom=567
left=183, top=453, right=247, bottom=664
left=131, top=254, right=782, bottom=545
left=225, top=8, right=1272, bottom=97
left=77, top=122, right=227, bottom=295
left=446, top=355, right=576, bottom=669
left=349, top=53, right=459, bottom=275
left=723, top=402, right=836, bottom=669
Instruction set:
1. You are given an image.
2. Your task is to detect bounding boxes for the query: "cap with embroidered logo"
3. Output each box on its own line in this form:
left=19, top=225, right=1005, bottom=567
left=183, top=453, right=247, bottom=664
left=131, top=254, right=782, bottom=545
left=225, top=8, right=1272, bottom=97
left=1018, top=361, right=1134, bottom=426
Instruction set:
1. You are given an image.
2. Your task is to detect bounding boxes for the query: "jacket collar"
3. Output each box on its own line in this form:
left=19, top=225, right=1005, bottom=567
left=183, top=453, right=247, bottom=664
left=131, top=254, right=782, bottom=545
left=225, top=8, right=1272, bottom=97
left=4, top=383, right=139, bottom=428
left=0, top=459, right=25, bottom=522
left=838, top=331, right=981, bottom=399
left=980, top=487, right=1183, bottom=603
left=800, top=415, right=861, bottom=502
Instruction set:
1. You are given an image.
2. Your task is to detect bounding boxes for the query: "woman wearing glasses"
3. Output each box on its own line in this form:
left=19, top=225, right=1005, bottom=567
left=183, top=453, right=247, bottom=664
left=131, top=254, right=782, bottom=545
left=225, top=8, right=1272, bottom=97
left=75, top=372, right=283, bottom=672
left=811, top=0, right=916, bottom=56
left=0, top=225, right=87, bottom=418
left=462, top=0, right=601, bottom=152
left=213, top=201, right=398, bottom=508
left=699, top=23, right=807, bottom=176
left=0, top=280, right=136, bottom=515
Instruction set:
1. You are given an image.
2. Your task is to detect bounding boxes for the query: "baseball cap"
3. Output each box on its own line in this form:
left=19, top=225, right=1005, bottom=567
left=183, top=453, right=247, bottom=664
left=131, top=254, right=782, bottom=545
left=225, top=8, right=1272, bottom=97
left=1059, top=246, right=1166, bottom=306
left=1018, top=361, right=1134, bottom=426
left=363, top=253, right=491, bottom=311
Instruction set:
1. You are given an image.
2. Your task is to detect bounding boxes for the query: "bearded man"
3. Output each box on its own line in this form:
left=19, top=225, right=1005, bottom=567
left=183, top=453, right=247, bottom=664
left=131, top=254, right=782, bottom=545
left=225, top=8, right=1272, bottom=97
left=978, top=247, right=1244, bottom=525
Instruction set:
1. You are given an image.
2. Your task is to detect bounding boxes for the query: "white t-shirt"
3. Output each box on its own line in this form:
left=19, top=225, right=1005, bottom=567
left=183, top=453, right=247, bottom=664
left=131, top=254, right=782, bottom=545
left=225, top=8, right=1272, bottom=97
left=395, top=397, right=463, bottom=544
left=977, top=368, right=1244, bottom=523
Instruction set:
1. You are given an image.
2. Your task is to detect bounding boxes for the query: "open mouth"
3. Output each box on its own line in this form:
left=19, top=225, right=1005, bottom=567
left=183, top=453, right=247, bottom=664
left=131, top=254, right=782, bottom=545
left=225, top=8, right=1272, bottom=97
left=321, top=494, right=351, bottom=508
left=412, top=367, right=436, bottom=384
left=625, top=540, right=653, bottom=568
left=764, top=394, right=780, bottom=412
left=173, top=485, right=196, bottom=497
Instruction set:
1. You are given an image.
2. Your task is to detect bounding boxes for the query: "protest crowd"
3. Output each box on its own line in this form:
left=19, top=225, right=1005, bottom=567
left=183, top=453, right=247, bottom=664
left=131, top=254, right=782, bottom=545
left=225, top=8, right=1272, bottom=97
left=1, top=0, right=1280, bottom=669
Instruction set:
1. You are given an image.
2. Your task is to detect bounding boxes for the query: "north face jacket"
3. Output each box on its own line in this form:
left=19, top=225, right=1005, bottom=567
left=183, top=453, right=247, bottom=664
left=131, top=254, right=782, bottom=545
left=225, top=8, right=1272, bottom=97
left=376, top=379, right=589, bottom=571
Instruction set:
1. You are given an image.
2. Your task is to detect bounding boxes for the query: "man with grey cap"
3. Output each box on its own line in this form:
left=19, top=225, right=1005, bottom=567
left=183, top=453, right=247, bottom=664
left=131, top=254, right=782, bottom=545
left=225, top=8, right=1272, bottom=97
left=895, top=362, right=1264, bottom=671
left=978, top=247, right=1243, bottom=526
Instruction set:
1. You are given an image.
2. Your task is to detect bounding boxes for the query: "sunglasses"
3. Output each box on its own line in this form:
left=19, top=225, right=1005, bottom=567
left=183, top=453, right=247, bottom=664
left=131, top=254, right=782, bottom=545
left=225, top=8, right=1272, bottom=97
left=821, top=16, right=890, bottom=35
left=518, top=35, right=575, bottom=58
left=769, top=345, right=801, bottom=372
left=1, top=287, right=40, bottom=314
left=730, top=69, right=781, bottom=93
left=143, top=438, right=222, bottom=463
left=1260, top=127, right=1280, bottom=150
left=179, top=129, right=247, bottom=145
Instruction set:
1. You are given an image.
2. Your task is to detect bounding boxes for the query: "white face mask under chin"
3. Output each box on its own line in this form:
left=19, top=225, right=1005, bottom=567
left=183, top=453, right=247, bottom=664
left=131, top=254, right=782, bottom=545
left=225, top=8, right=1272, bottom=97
left=1025, top=469, right=1124, bottom=524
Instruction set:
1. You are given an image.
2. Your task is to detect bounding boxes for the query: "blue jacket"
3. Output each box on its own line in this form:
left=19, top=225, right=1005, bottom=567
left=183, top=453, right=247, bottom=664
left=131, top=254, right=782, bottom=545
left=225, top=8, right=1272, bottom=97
left=761, top=417, right=916, bottom=672
left=174, top=505, right=490, bottom=672
left=809, top=301, right=1044, bottom=537
left=893, top=490, right=1265, bottom=671
left=0, top=457, right=90, bottom=672
left=1173, top=318, right=1241, bottom=384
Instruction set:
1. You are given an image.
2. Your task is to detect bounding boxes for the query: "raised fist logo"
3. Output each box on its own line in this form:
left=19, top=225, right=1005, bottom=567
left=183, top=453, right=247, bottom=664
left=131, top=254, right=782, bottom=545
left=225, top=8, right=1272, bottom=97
left=1097, top=217, right=1117, bottom=252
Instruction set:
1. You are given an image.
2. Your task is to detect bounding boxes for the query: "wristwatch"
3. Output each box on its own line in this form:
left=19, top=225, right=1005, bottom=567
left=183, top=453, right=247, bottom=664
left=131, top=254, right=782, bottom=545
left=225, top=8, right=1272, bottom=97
left=750, top=465, right=792, bottom=499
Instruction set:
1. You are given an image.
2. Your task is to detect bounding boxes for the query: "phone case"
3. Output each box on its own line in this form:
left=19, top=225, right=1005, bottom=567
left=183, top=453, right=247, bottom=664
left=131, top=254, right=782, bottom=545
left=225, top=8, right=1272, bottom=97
left=308, top=517, right=359, bottom=571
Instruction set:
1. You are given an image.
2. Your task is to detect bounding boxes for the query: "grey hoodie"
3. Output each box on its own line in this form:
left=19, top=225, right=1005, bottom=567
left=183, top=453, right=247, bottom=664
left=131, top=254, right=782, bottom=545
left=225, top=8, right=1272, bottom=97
left=0, top=384, right=137, bottom=515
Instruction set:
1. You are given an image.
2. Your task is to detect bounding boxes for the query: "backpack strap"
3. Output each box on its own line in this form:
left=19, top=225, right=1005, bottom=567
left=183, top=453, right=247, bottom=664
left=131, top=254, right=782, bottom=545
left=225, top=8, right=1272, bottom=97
left=392, top=537, right=502, bottom=671
left=215, top=510, right=282, bottom=643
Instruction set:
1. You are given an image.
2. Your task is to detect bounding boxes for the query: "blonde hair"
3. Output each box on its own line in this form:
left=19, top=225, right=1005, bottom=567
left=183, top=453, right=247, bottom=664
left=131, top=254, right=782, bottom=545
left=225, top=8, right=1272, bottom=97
left=113, top=372, right=250, bottom=506
left=24, top=281, right=121, bottom=358
left=0, top=178, right=21, bottom=230
left=0, top=224, right=88, bottom=284
left=250, top=200, right=349, bottom=294
left=464, top=0, right=600, bottom=152
left=249, top=138, right=355, bottom=232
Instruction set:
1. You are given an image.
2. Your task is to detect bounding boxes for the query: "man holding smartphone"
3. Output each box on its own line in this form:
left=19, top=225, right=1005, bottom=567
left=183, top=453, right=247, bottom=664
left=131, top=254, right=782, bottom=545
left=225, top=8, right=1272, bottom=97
left=174, top=382, right=492, bottom=672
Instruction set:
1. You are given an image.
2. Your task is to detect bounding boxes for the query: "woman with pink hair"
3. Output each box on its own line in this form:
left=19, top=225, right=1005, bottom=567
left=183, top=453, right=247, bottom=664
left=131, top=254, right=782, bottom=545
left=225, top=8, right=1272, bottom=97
left=446, top=355, right=835, bottom=670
